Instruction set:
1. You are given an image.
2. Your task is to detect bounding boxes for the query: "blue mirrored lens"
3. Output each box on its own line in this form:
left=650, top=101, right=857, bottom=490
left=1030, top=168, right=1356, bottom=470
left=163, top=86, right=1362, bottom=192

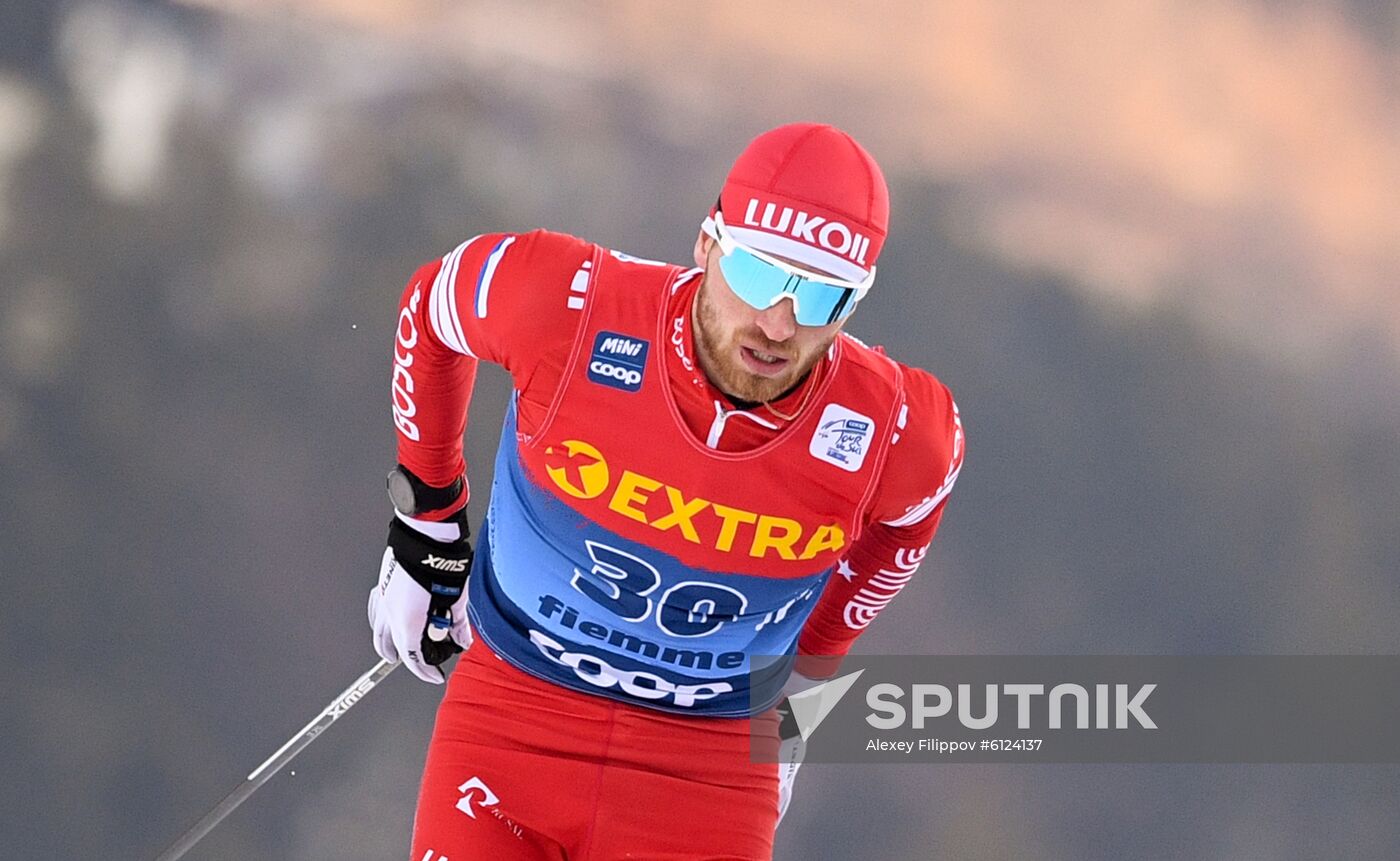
left=716, top=246, right=859, bottom=326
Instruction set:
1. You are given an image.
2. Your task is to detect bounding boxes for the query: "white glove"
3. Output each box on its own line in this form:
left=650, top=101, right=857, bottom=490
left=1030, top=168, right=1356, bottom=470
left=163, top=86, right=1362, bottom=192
left=775, top=670, right=824, bottom=823
left=776, top=729, right=805, bottom=824
left=367, top=514, right=473, bottom=684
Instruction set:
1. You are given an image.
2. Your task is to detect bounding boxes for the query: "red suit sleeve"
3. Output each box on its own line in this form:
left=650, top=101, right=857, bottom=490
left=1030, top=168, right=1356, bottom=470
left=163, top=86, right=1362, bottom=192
left=391, top=229, right=594, bottom=517
left=795, top=367, right=965, bottom=671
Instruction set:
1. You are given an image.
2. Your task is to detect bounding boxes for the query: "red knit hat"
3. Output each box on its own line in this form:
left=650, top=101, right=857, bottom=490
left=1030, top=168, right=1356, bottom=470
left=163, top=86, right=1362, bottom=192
left=714, top=123, right=889, bottom=283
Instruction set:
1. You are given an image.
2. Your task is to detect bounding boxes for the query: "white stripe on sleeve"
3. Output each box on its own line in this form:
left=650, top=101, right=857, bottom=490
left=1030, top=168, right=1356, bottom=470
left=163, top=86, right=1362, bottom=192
left=880, top=399, right=964, bottom=527
left=428, top=236, right=483, bottom=356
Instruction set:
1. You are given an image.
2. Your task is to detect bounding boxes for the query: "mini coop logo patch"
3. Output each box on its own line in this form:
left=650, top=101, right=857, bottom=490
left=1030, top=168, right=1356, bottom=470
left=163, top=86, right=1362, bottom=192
left=810, top=404, right=875, bottom=472
left=587, top=331, right=650, bottom=393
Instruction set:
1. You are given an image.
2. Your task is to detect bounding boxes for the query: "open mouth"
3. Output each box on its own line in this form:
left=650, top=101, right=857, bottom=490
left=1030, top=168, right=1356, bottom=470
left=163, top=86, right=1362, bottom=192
left=740, top=346, right=790, bottom=377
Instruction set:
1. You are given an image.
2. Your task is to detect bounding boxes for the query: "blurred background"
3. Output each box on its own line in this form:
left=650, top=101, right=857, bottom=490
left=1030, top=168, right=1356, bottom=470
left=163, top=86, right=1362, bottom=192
left=2, top=0, right=1398, bottom=858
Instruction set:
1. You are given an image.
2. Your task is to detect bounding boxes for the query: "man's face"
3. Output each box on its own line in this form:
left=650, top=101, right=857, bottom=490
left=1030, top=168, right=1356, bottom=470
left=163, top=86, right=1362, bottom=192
left=691, top=235, right=848, bottom=404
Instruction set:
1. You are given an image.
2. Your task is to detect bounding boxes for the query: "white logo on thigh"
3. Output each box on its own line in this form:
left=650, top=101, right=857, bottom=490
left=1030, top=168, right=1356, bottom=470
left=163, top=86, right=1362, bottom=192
left=455, top=776, right=499, bottom=819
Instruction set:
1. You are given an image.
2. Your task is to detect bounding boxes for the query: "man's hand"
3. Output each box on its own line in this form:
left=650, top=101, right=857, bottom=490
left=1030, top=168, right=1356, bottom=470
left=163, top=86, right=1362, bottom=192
left=774, top=668, right=829, bottom=823
left=775, top=697, right=806, bottom=824
left=368, top=512, right=473, bottom=684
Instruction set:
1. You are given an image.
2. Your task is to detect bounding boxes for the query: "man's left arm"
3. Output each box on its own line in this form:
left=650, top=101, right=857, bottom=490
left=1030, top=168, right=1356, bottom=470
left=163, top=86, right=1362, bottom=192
left=773, top=371, right=962, bottom=823
left=796, top=370, right=965, bottom=672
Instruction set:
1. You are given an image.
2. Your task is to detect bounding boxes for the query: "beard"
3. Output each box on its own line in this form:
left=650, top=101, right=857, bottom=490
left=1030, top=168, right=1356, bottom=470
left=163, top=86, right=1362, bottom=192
left=692, top=274, right=835, bottom=405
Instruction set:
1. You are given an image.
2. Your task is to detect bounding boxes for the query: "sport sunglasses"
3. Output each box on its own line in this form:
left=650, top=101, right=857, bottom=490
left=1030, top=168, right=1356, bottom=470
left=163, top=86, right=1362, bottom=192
left=702, top=211, right=875, bottom=327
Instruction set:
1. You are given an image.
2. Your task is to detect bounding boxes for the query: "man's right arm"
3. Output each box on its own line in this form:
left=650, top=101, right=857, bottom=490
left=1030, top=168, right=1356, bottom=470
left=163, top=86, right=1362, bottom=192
left=374, top=229, right=594, bottom=682
left=391, top=229, right=594, bottom=517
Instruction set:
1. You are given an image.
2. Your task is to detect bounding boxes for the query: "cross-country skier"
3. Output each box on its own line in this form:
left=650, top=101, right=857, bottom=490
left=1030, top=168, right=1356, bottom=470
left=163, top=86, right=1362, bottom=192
left=370, top=123, right=964, bottom=860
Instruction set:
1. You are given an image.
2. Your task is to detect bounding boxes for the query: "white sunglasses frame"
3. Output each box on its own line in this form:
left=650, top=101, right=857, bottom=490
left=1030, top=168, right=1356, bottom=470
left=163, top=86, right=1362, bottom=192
left=702, top=211, right=877, bottom=293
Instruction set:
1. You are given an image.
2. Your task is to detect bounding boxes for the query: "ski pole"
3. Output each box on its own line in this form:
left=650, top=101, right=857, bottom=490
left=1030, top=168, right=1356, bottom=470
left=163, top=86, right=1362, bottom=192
left=155, top=658, right=399, bottom=861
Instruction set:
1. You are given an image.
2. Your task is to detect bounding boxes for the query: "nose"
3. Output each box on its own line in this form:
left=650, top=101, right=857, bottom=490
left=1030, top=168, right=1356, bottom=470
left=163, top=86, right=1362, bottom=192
left=755, top=297, right=798, bottom=343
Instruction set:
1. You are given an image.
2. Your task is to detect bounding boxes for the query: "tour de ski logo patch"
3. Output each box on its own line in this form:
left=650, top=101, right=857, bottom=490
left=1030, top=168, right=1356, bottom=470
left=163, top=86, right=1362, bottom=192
left=809, top=404, right=876, bottom=472
left=587, top=331, right=650, bottom=393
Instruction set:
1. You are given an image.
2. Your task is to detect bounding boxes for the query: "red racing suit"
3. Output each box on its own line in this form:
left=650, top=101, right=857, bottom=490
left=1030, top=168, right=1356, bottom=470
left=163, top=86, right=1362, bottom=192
left=391, top=230, right=963, bottom=859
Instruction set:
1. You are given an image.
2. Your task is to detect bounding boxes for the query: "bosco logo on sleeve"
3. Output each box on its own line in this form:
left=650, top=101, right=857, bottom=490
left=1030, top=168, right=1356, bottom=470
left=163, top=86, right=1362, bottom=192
left=587, top=331, right=650, bottom=393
